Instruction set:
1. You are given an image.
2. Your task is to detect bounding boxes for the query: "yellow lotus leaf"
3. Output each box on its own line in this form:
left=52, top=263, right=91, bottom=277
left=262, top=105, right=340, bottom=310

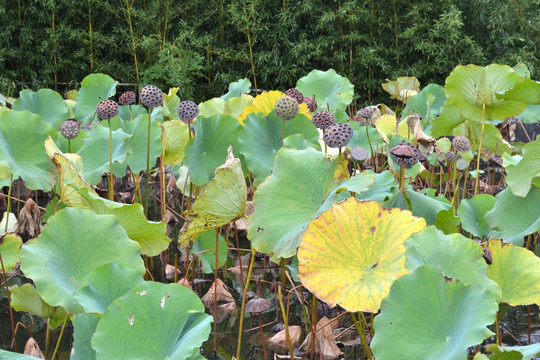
left=487, top=239, right=540, bottom=306
left=298, top=198, right=426, bottom=313
left=238, top=90, right=311, bottom=124
left=374, top=114, right=409, bottom=143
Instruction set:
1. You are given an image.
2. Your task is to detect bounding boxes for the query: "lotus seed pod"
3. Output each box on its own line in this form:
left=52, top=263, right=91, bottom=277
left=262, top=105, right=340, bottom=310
left=304, top=96, right=317, bottom=112
left=323, top=123, right=353, bottom=148
left=390, top=142, right=420, bottom=169
left=139, top=85, right=163, bottom=108
left=456, top=158, right=469, bottom=171
left=452, top=136, right=471, bottom=152
left=312, top=110, right=336, bottom=130
left=60, top=119, right=80, bottom=140
left=118, top=91, right=136, bottom=105
left=177, top=100, right=199, bottom=121
left=350, top=146, right=369, bottom=161
left=445, top=151, right=456, bottom=163
left=96, top=100, right=119, bottom=120
left=490, top=155, right=503, bottom=167
left=275, top=96, right=299, bottom=120
left=286, top=88, right=304, bottom=104
left=358, top=106, right=376, bottom=119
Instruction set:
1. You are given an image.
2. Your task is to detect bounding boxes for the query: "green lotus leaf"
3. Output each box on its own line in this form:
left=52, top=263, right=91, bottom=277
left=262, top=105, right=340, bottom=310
left=0, top=233, right=22, bottom=272
left=497, top=78, right=540, bottom=105
left=298, top=198, right=426, bottom=312
left=183, top=114, right=242, bottom=186
left=375, top=114, right=409, bottom=143
left=371, top=264, right=498, bottom=360
left=77, top=123, right=131, bottom=185
left=466, top=121, right=508, bottom=154
left=179, top=147, right=246, bottom=245
left=356, top=170, right=397, bottom=203
left=10, top=283, right=67, bottom=329
left=12, top=89, right=69, bottom=130
left=110, top=114, right=162, bottom=174
left=248, top=147, right=339, bottom=261
left=72, top=313, right=99, bottom=360
left=487, top=239, right=540, bottom=306
left=118, top=104, right=147, bottom=122
left=45, top=137, right=95, bottom=208
left=0, top=110, right=56, bottom=190
left=381, top=76, right=420, bottom=101
left=74, top=74, right=118, bottom=124
left=0, top=212, right=17, bottom=235
left=221, top=78, right=251, bottom=101
left=402, top=83, right=447, bottom=123
left=75, top=263, right=146, bottom=314
left=320, top=171, right=375, bottom=208
left=162, top=87, right=180, bottom=121
left=405, top=226, right=500, bottom=299
left=283, top=133, right=313, bottom=150
left=192, top=230, right=228, bottom=274
left=78, top=187, right=171, bottom=256
left=0, top=350, right=47, bottom=359
left=505, top=137, right=540, bottom=197
left=486, top=343, right=540, bottom=360
left=434, top=208, right=461, bottom=235
left=20, top=207, right=144, bottom=313
left=347, top=122, right=380, bottom=154
left=520, top=104, right=540, bottom=124
left=296, top=69, right=354, bottom=112
left=406, top=188, right=452, bottom=226
left=176, top=165, right=193, bottom=198
left=200, top=95, right=254, bottom=120
left=457, top=194, right=496, bottom=238
left=445, top=64, right=526, bottom=120
left=486, top=187, right=540, bottom=246
left=238, top=111, right=319, bottom=185
left=92, top=282, right=212, bottom=360
left=431, top=102, right=466, bottom=138
left=162, top=120, right=190, bottom=165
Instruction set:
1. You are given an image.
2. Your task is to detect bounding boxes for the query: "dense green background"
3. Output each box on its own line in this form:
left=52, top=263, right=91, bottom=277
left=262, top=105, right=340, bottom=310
left=1, top=0, right=538, bottom=106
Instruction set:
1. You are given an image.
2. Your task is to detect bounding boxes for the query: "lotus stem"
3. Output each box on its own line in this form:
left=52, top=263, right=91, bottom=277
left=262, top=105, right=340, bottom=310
left=278, top=286, right=294, bottom=360
left=495, top=311, right=501, bottom=345
left=399, top=161, right=405, bottom=194
left=282, top=118, right=285, bottom=146
left=107, top=119, right=114, bottom=201
left=68, top=139, right=71, bottom=153
left=474, top=103, right=486, bottom=196
left=236, top=245, right=256, bottom=359
left=365, top=123, right=375, bottom=171
left=159, top=154, right=166, bottom=222
left=234, top=227, right=245, bottom=293
left=144, top=108, right=153, bottom=217
left=213, top=229, right=219, bottom=352
left=5, top=174, right=12, bottom=232
left=52, top=313, right=69, bottom=360
left=528, top=305, right=531, bottom=344
left=0, top=252, right=17, bottom=351
left=351, top=312, right=373, bottom=360
left=45, top=318, right=51, bottom=358
left=450, top=157, right=458, bottom=207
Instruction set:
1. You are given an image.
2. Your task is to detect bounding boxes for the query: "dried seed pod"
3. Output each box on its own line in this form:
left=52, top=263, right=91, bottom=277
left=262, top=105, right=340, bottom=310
left=303, top=96, right=317, bottom=112
left=358, top=106, right=376, bottom=119
left=60, top=119, right=80, bottom=139
left=390, top=142, right=420, bottom=169
left=312, top=110, right=336, bottom=130
left=139, top=85, right=163, bottom=108
left=490, top=155, right=503, bottom=167
left=286, top=88, right=304, bottom=104
left=323, top=123, right=353, bottom=148
left=445, top=151, right=456, bottom=163
left=275, top=96, right=299, bottom=120
left=118, top=91, right=136, bottom=105
left=350, top=146, right=369, bottom=161
left=452, top=135, right=471, bottom=152
left=96, top=100, right=119, bottom=120
left=456, top=158, right=469, bottom=171
left=177, top=100, right=199, bottom=121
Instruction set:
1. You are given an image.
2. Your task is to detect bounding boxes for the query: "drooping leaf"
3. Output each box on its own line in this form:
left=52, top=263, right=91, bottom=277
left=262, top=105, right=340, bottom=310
left=0, top=110, right=56, bottom=190
left=375, top=114, right=409, bottom=143
left=356, top=170, right=397, bottom=203
left=487, top=239, right=540, bottom=306
left=381, top=76, right=420, bottom=101
left=497, top=78, right=540, bottom=105
left=162, top=87, right=180, bottom=121
left=183, top=114, right=242, bottom=186
left=298, top=198, right=426, bottom=313
left=179, top=147, right=246, bottom=245
left=407, top=188, right=452, bottom=226
left=431, top=103, right=466, bottom=137
left=74, top=74, right=118, bottom=124
left=371, top=265, right=497, bottom=360
left=77, top=123, right=131, bottom=185
left=238, top=111, right=319, bottom=185
left=402, top=83, right=447, bottom=123
left=505, top=137, right=540, bottom=197
left=486, top=343, right=540, bottom=360
left=20, top=207, right=144, bottom=313
left=457, top=194, right=496, bottom=238
left=10, top=283, right=67, bottom=329
left=248, top=147, right=339, bottom=261
left=12, top=89, right=69, bottom=130
left=192, top=230, right=228, bottom=273
left=92, top=282, right=212, bottom=360
left=445, top=64, right=526, bottom=120
left=405, top=226, right=500, bottom=299
left=221, top=78, right=251, bottom=101
left=486, top=187, right=540, bottom=246
left=78, top=187, right=171, bottom=256
left=0, top=233, right=22, bottom=272
left=296, top=69, right=354, bottom=112
left=162, top=120, right=190, bottom=165
left=0, top=212, right=17, bottom=235
left=74, top=263, right=146, bottom=314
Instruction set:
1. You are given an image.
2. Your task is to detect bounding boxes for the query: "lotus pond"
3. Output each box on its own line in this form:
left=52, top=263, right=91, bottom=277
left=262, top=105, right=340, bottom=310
left=1, top=65, right=540, bottom=360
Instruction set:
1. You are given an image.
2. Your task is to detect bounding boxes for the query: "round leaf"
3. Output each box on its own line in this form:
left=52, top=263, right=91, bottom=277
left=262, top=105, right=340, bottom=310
left=92, top=282, right=212, bottom=360
left=0, top=233, right=22, bottom=272
left=298, top=198, right=426, bottom=312
left=487, top=239, right=540, bottom=306
left=457, top=194, right=496, bottom=238
left=371, top=265, right=498, bottom=360
left=296, top=69, right=354, bottom=112
left=12, top=89, right=69, bottom=130
left=75, top=74, right=118, bottom=124
left=20, top=207, right=144, bottom=313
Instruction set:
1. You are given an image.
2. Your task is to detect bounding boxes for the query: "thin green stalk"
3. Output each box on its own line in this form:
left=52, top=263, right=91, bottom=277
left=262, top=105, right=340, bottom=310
left=68, top=139, right=71, bottom=153
left=5, top=174, right=13, bottom=232
left=52, top=313, right=69, bottom=360
left=278, top=286, right=294, bottom=360
left=351, top=312, right=373, bottom=360
left=88, top=0, right=93, bottom=70
left=213, top=229, right=219, bottom=352
left=495, top=311, right=501, bottom=345
left=144, top=109, right=153, bottom=217
left=107, top=119, right=114, bottom=201
left=236, top=245, right=256, bottom=360
left=241, top=0, right=257, bottom=91
left=44, top=318, right=51, bottom=358
left=0, top=252, right=17, bottom=352
left=474, top=103, right=486, bottom=196
left=282, top=118, right=285, bottom=146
